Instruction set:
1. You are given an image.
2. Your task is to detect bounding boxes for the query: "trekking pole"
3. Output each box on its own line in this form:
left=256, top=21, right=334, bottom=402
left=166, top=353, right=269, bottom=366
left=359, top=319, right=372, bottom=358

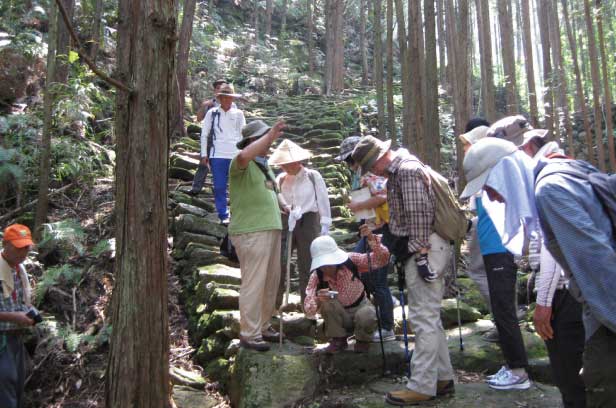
left=396, top=258, right=411, bottom=378
left=366, top=237, right=387, bottom=376
left=279, top=212, right=296, bottom=348
left=452, top=241, right=464, bottom=352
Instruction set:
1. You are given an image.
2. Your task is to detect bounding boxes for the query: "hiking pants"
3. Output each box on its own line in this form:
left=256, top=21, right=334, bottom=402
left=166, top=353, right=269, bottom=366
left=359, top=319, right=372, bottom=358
left=355, top=236, right=394, bottom=331
left=545, top=289, right=586, bottom=408
left=191, top=162, right=209, bottom=193
left=583, top=325, right=616, bottom=408
left=0, top=335, right=26, bottom=408
left=210, top=158, right=231, bottom=221
left=405, top=233, right=455, bottom=397
left=467, top=216, right=491, bottom=310
left=231, top=229, right=282, bottom=341
left=484, top=252, right=529, bottom=369
left=320, top=297, right=377, bottom=343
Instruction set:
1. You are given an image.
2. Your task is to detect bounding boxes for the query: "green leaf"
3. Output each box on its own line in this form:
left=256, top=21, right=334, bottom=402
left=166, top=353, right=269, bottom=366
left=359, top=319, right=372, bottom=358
left=68, top=50, right=79, bottom=63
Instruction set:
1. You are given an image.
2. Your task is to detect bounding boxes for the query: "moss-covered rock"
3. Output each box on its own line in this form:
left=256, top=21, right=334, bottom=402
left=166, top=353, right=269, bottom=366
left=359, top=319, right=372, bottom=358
left=169, top=167, right=195, bottom=181
left=186, top=124, right=202, bottom=135
left=456, top=277, right=490, bottom=315
left=198, top=264, right=242, bottom=286
left=174, top=214, right=227, bottom=238
left=204, top=358, right=232, bottom=390
left=312, top=120, right=344, bottom=130
left=302, top=129, right=324, bottom=139
left=170, top=152, right=200, bottom=171
left=440, top=298, right=482, bottom=328
left=174, top=232, right=220, bottom=251
left=173, top=203, right=208, bottom=218
left=196, top=333, right=230, bottom=365
left=196, top=310, right=241, bottom=339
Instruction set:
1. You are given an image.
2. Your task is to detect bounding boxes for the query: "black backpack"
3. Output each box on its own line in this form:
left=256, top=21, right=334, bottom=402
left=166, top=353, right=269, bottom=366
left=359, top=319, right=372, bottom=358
left=536, top=160, right=616, bottom=236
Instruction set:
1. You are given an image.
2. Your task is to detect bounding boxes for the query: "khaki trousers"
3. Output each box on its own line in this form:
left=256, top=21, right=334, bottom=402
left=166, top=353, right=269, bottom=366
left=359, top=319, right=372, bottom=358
left=320, top=297, right=377, bottom=342
left=405, top=233, right=455, bottom=396
left=231, top=229, right=282, bottom=341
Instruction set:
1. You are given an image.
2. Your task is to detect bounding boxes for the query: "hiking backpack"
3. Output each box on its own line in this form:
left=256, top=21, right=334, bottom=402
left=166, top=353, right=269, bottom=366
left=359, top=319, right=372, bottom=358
left=426, top=167, right=469, bottom=242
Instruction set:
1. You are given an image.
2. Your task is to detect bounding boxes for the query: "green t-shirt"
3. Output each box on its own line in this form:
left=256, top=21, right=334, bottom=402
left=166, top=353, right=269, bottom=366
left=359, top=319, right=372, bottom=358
left=228, top=158, right=282, bottom=235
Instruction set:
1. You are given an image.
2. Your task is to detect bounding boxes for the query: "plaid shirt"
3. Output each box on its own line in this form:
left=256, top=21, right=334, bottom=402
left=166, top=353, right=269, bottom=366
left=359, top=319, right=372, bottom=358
left=386, top=149, right=435, bottom=253
left=304, top=236, right=389, bottom=318
left=0, top=263, right=28, bottom=332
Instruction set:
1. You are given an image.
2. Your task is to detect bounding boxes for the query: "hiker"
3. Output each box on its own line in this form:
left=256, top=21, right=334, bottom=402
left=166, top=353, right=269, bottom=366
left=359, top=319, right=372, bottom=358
left=335, top=136, right=396, bottom=343
left=484, top=130, right=586, bottom=407
left=269, top=139, right=331, bottom=305
left=229, top=119, right=286, bottom=352
left=304, top=224, right=386, bottom=353
left=197, top=83, right=246, bottom=223
left=351, top=136, right=455, bottom=405
left=0, top=224, right=35, bottom=408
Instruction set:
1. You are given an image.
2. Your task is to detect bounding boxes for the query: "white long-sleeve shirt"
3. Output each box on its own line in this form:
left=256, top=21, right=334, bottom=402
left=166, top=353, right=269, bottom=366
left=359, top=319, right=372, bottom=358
left=200, top=106, right=246, bottom=159
left=276, top=167, right=332, bottom=228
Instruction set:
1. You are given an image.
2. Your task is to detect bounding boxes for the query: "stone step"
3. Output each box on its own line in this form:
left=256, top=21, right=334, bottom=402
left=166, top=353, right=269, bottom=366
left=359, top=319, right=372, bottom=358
left=198, top=264, right=242, bottom=286
left=173, top=214, right=227, bottom=239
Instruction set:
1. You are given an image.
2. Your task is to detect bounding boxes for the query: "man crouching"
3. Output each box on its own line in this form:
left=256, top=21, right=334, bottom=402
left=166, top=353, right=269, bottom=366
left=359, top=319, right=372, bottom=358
left=304, top=224, right=389, bottom=353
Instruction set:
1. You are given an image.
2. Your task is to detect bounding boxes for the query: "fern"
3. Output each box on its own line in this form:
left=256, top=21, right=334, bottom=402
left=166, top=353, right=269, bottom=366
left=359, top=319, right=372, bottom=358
left=38, top=219, right=86, bottom=258
left=34, top=264, right=83, bottom=306
left=57, top=325, right=96, bottom=353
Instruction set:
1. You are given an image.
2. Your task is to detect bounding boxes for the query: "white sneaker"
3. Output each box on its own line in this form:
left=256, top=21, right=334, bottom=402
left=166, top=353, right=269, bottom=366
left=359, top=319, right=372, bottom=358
left=371, top=329, right=396, bottom=342
left=485, top=365, right=508, bottom=382
left=487, top=369, right=531, bottom=390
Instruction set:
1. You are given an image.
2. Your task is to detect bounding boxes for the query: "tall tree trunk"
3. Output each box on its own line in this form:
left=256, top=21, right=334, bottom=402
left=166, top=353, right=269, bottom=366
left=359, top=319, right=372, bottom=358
left=171, top=0, right=197, bottom=140
left=307, top=0, right=314, bottom=73
left=520, top=0, right=539, bottom=127
left=561, top=0, right=594, bottom=164
left=55, top=0, right=74, bottom=85
left=105, top=0, right=175, bottom=405
left=407, top=0, right=424, bottom=156
left=548, top=0, right=574, bottom=155
left=360, top=0, right=369, bottom=85
left=265, top=0, right=273, bottom=38
left=583, top=0, right=606, bottom=170
left=373, top=0, right=385, bottom=137
left=34, top=0, right=59, bottom=238
left=436, top=0, right=447, bottom=86
left=537, top=0, right=555, bottom=135
left=475, top=0, right=496, bottom=121
left=254, top=0, right=260, bottom=44
left=324, top=0, right=345, bottom=94
left=595, top=0, right=616, bottom=170
left=394, top=0, right=412, bottom=149
left=425, top=0, right=440, bottom=169
left=386, top=0, right=396, bottom=142
left=280, top=0, right=288, bottom=41
left=497, top=0, right=518, bottom=114
left=89, top=0, right=104, bottom=61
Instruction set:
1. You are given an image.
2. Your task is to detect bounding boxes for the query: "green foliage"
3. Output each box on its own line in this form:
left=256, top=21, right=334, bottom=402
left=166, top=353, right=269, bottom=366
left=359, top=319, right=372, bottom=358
left=90, top=238, right=115, bottom=257
left=34, top=264, right=83, bottom=306
left=0, top=146, right=24, bottom=184
left=57, top=324, right=97, bottom=353
left=38, top=219, right=87, bottom=258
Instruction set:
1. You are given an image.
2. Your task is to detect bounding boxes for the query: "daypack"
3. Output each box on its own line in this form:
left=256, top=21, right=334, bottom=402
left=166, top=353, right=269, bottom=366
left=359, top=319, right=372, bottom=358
left=536, top=160, right=616, bottom=236
left=426, top=167, right=469, bottom=242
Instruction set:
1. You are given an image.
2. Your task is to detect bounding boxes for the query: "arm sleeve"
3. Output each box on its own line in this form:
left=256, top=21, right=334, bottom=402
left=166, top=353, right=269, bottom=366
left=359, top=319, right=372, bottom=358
left=303, top=273, right=319, bottom=319
left=535, top=242, right=563, bottom=307
left=348, top=236, right=390, bottom=272
left=313, top=171, right=332, bottom=227
left=200, top=110, right=213, bottom=157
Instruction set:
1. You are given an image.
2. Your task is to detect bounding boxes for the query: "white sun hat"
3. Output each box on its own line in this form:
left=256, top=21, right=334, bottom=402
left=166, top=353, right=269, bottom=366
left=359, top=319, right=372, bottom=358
left=310, top=236, right=349, bottom=271
left=269, top=139, right=312, bottom=166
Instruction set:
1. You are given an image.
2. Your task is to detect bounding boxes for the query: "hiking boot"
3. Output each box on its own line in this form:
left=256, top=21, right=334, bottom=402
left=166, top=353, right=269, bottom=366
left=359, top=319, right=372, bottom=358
left=354, top=341, right=370, bottom=353
left=487, top=369, right=531, bottom=390
left=386, top=389, right=434, bottom=406
left=239, top=336, right=270, bottom=352
left=481, top=328, right=500, bottom=343
left=322, top=337, right=348, bottom=354
left=261, top=326, right=283, bottom=343
left=436, top=380, right=455, bottom=396
left=371, top=329, right=397, bottom=343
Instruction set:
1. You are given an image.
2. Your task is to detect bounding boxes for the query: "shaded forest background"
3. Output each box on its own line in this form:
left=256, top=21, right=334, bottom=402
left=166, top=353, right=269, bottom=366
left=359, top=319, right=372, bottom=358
left=1, top=0, right=616, bottom=406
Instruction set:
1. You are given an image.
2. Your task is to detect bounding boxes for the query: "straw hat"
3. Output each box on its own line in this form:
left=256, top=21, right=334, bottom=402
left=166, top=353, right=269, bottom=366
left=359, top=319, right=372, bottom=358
left=269, top=139, right=312, bottom=166
left=216, top=83, right=242, bottom=98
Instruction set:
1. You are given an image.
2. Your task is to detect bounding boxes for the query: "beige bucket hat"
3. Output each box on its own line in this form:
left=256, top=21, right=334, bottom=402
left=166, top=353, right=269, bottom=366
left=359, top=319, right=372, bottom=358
left=269, top=139, right=312, bottom=166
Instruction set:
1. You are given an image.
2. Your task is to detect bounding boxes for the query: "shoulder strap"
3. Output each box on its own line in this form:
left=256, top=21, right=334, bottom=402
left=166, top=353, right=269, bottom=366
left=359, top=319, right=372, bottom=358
left=253, top=160, right=279, bottom=193
left=207, top=108, right=221, bottom=159
left=535, top=162, right=589, bottom=186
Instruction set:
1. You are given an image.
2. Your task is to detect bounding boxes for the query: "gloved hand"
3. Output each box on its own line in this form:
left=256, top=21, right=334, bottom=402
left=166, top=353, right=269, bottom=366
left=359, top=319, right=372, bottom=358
left=320, top=224, right=329, bottom=236
left=416, top=253, right=437, bottom=283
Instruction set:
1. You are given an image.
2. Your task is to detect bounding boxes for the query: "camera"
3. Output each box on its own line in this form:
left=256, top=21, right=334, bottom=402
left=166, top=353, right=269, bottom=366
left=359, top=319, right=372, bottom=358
left=26, top=306, right=43, bottom=324
left=327, top=290, right=338, bottom=299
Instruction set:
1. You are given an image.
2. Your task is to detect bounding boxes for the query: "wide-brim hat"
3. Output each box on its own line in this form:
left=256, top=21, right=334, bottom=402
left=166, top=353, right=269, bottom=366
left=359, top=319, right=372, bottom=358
left=3, top=224, right=34, bottom=248
left=310, top=236, right=349, bottom=271
left=460, top=138, right=518, bottom=199
left=486, top=115, right=533, bottom=146
left=521, top=129, right=549, bottom=147
left=269, top=139, right=312, bottom=166
left=351, top=136, right=392, bottom=175
left=334, top=136, right=362, bottom=162
left=216, top=83, right=242, bottom=98
left=459, top=126, right=489, bottom=145
left=237, top=120, right=271, bottom=149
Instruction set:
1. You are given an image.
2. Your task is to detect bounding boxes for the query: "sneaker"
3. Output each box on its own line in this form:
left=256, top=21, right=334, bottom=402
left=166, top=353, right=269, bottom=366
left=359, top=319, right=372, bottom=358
left=239, top=336, right=270, bottom=352
left=371, top=329, right=396, bottom=343
left=485, top=365, right=508, bottom=382
left=487, top=369, right=531, bottom=390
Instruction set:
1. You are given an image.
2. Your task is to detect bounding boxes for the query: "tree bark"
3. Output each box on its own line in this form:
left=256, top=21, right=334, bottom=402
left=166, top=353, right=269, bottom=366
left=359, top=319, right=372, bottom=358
left=280, top=0, right=288, bottom=41
left=520, top=0, right=539, bottom=127
left=105, top=0, right=175, bottom=405
left=497, top=0, right=518, bottom=114
left=475, top=0, right=496, bottom=121
left=407, top=0, right=424, bottom=156
left=254, top=0, right=260, bottom=44
left=436, top=0, right=447, bottom=86
left=537, top=0, right=555, bottom=135
left=265, top=0, right=273, bottom=38
left=583, top=0, right=606, bottom=170
left=561, top=0, right=594, bottom=164
left=425, top=0, right=440, bottom=169
left=89, top=0, right=104, bottom=61
left=595, top=0, right=616, bottom=170
left=324, top=0, right=345, bottom=94
left=360, top=0, right=370, bottom=85
left=34, top=0, right=59, bottom=239
left=307, top=0, right=314, bottom=73
left=373, top=0, right=385, bottom=137
left=386, top=0, right=396, bottom=142
left=394, top=0, right=411, bottom=149
left=55, top=0, right=74, bottom=85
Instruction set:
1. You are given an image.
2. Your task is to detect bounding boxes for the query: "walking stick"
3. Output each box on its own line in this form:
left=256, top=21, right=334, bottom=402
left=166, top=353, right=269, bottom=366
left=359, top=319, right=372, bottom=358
left=452, top=242, right=464, bottom=352
left=366, top=238, right=387, bottom=375
left=279, top=208, right=300, bottom=348
left=396, top=257, right=412, bottom=378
